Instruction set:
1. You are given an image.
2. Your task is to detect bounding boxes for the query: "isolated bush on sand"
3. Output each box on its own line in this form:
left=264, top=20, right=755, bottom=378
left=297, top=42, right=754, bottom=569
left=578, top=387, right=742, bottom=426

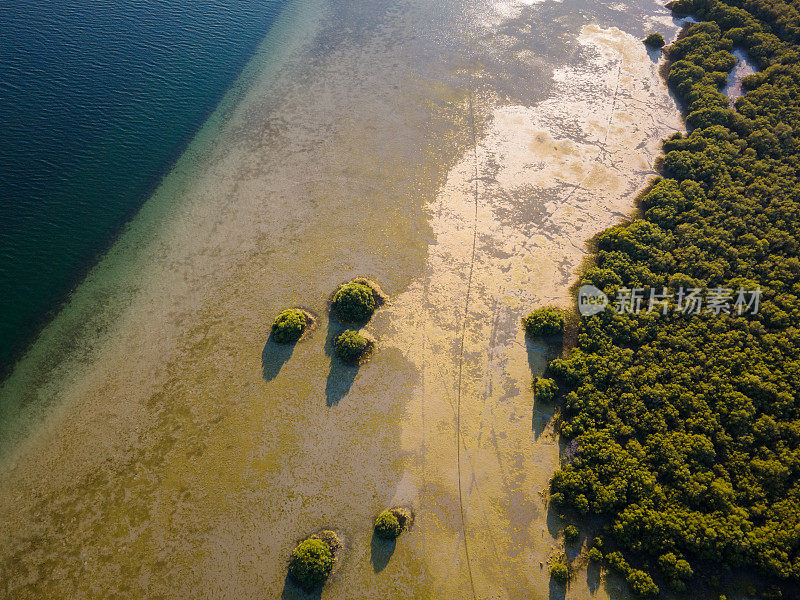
left=334, top=329, right=374, bottom=364
left=288, top=531, right=342, bottom=592
left=331, top=278, right=387, bottom=324
left=289, top=539, right=334, bottom=591
left=644, top=32, right=665, bottom=48
left=523, top=307, right=565, bottom=337
left=374, top=507, right=412, bottom=540
left=272, top=309, right=310, bottom=344
left=533, top=377, right=558, bottom=402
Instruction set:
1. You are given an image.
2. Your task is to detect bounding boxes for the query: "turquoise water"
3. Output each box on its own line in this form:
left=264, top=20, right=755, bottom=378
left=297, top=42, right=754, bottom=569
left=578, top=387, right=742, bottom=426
left=0, top=0, right=290, bottom=373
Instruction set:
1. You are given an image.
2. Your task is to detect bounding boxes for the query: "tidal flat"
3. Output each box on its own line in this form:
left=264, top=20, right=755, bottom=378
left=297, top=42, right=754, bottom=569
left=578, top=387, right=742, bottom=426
left=1, top=0, right=683, bottom=597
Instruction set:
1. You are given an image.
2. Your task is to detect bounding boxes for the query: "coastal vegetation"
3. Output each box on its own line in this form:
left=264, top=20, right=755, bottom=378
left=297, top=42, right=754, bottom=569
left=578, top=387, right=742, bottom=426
left=331, top=278, right=386, bottom=324
left=522, top=307, right=565, bottom=337
left=533, top=377, right=559, bottom=402
left=333, top=329, right=374, bottom=364
left=288, top=531, right=342, bottom=591
left=374, top=507, right=413, bottom=540
left=550, top=558, right=570, bottom=583
left=645, top=32, right=666, bottom=48
left=563, top=524, right=579, bottom=542
left=547, top=0, right=800, bottom=596
left=271, top=308, right=313, bottom=344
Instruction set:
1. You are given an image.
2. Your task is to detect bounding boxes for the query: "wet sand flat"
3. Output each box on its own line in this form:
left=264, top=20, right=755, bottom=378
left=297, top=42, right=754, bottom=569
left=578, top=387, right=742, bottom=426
left=0, top=0, right=683, bottom=598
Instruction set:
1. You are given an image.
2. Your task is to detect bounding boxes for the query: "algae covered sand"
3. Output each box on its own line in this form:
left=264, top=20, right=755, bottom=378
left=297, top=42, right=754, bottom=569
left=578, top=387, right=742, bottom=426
left=0, top=0, right=683, bottom=597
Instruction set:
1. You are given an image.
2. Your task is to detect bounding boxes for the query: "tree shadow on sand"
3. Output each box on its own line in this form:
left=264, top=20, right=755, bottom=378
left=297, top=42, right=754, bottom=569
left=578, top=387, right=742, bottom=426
left=262, top=332, right=296, bottom=381
left=526, top=337, right=560, bottom=439
left=324, top=320, right=359, bottom=406
left=549, top=576, right=567, bottom=600
left=280, top=573, right=322, bottom=600
left=587, top=559, right=602, bottom=595
left=370, top=531, right=396, bottom=573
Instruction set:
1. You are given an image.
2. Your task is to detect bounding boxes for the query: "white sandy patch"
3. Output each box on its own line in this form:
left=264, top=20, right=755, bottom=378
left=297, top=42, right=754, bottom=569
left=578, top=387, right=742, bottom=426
left=490, top=0, right=563, bottom=26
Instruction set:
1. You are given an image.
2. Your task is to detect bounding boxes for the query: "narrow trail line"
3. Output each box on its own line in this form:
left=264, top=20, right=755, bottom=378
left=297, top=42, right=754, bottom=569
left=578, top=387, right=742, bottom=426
left=558, top=57, right=623, bottom=207
left=456, top=66, right=480, bottom=600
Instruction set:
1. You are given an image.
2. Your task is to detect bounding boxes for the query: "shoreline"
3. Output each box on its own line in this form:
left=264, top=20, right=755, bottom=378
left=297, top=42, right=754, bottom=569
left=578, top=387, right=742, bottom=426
left=0, top=0, right=329, bottom=462
left=0, top=1, right=685, bottom=597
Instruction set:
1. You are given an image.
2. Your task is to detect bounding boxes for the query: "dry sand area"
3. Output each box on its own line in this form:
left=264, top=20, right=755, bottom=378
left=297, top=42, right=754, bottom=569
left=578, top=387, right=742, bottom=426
left=0, top=3, right=682, bottom=598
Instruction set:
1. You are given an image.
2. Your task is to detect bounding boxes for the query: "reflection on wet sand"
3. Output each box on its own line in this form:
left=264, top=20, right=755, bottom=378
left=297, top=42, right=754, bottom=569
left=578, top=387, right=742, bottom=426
left=0, top=0, right=682, bottom=598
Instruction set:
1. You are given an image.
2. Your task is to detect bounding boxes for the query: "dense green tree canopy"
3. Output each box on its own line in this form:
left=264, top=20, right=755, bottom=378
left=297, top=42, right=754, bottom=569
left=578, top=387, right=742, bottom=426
left=548, top=1, right=800, bottom=596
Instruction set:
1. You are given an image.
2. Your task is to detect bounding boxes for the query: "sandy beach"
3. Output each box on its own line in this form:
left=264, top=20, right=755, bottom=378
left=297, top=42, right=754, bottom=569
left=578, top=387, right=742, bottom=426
left=0, top=0, right=683, bottom=597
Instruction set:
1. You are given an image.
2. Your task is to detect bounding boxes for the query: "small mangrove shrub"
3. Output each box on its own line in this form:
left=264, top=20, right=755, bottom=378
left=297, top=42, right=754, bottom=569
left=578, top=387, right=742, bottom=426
left=550, top=560, right=570, bottom=583
left=332, top=282, right=376, bottom=323
left=374, top=507, right=411, bottom=540
left=564, top=524, right=579, bottom=542
left=375, top=511, right=401, bottom=540
left=334, top=329, right=372, bottom=363
left=533, top=377, right=558, bottom=402
left=627, top=569, right=659, bottom=598
left=272, top=309, right=308, bottom=344
left=644, top=32, right=665, bottom=48
left=523, top=307, right=565, bottom=337
left=288, top=538, right=335, bottom=591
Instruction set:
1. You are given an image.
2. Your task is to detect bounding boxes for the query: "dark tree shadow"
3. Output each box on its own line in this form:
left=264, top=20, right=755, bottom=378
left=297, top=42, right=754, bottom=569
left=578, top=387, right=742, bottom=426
left=280, top=573, right=323, bottom=600
left=549, top=577, right=566, bottom=600
left=324, top=320, right=359, bottom=406
left=565, top=530, right=586, bottom=562
left=370, top=532, right=396, bottom=573
left=546, top=502, right=564, bottom=539
left=262, top=332, right=296, bottom=381
left=587, top=559, right=602, bottom=595
left=527, top=337, right=557, bottom=439
left=646, top=45, right=663, bottom=64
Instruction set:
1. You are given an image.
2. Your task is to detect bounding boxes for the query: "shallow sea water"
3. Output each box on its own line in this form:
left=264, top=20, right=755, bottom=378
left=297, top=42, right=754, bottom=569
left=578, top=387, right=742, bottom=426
left=0, top=0, right=685, bottom=597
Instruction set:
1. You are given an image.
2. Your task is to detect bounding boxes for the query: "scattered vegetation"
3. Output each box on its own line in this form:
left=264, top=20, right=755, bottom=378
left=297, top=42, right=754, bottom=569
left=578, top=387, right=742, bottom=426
left=564, top=524, right=579, bottom=542
left=271, top=309, right=312, bottom=344
left=288, top=531, right=342, bottom=592
left=331, top=278, right=386, bottom=324
left=533, top=377, right=558, bottom=402
left=548, top=0, right=800, bottom=597
left=374, top=507, right=412, bottom=540
left=522, top=307, right=565, bottom=337
left=333, top=329, right=374, bottom=364
left=550, top=559, right=570, bottom=583
left=645, top=32, right=666, bottom=48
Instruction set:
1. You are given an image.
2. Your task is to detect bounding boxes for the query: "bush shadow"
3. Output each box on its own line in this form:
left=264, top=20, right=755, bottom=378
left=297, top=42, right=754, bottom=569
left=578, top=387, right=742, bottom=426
left=587, top=559, right=602, bottom=595
left=262, top=332, right=296, bottom=381
left=548, top=577, right=566, bottom=600
left=280, top=573, right=322, bottom=600
left=646, top=45, right=663, bottom=64
left=370, top=532, right=395, bottom=573
left=324, top=320, right=359, bottom=406
left=527, top=337, right=558, bottom=439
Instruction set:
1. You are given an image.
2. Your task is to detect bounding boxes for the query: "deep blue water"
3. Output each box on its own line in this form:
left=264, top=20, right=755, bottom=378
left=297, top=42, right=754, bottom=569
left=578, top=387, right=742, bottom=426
left=0, top=0, right=289, bottom=374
